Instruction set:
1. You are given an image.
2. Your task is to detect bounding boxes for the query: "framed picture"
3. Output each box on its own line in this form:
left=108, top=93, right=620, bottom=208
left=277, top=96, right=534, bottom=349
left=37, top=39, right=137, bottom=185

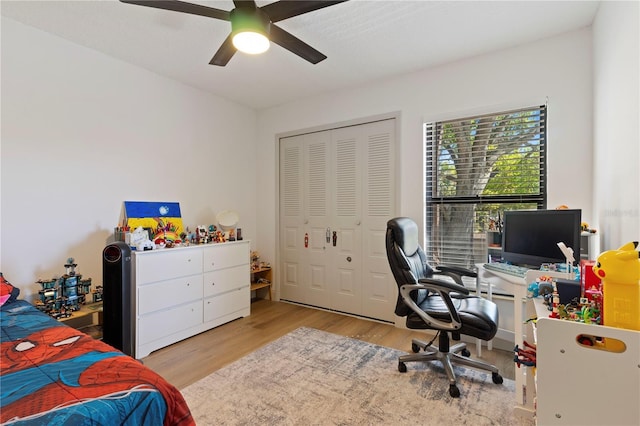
left=123, top=201, right=185, bottom=244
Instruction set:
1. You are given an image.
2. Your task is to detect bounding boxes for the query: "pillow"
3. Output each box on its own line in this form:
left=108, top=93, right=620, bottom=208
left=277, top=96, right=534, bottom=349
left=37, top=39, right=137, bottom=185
left=0, top=273, right=20, bottom=307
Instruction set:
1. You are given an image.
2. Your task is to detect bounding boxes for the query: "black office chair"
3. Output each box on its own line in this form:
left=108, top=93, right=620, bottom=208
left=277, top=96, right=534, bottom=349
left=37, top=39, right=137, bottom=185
left=386, top=217, right=503, bottom=397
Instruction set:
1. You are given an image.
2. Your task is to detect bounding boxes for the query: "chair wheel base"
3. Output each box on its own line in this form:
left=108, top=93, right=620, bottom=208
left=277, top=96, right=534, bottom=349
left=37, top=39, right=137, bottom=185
left=398, top=362, right=407, bottom=373
left=449, top=384, right=460, bottom=398
left=492, top=372, right=503, bottom=384
left=461, top=348, right=471, bottom=357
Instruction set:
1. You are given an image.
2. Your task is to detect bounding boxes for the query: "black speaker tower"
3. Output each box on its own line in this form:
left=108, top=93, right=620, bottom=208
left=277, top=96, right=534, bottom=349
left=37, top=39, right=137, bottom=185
left=102, top=242, right=134, bottom=356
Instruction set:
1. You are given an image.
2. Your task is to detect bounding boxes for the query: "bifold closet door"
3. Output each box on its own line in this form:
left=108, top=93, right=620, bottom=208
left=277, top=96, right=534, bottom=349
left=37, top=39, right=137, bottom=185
left=357, top=119, right=397, bottom=322
left=328, top=125, right=362, bottom=316
left=279, top=132, right=332, bottom=309
left=279, top=118, right=397, bottom=322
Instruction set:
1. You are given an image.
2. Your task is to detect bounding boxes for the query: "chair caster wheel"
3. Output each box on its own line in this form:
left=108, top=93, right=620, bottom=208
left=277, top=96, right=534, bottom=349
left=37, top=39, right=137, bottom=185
left=411, top=343, right=420, bottom=353
left=492, top=372, right=503, bottom=384
left=398, top=362, right=407, bottom=373
left=449, top=384, right=460, bottom=398
left=461, top=348, right=471, bottom=357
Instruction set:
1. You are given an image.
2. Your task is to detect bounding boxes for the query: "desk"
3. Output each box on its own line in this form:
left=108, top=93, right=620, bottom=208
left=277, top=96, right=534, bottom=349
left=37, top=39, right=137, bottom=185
left=477, top=265, right=573, bottom=420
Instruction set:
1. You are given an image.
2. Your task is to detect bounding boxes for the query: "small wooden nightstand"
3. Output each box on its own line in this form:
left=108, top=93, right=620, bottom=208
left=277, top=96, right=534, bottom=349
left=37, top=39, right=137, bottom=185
left=250, top=267, right=272, bottom=301
left=59, top=301, right=103, bottom=338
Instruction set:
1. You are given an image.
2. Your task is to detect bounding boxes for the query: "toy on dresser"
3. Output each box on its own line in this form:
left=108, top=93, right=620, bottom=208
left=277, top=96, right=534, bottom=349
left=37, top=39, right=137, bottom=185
left=593, top=241, right=640, bottom=330
left=35, top=257, right=93, bottom=319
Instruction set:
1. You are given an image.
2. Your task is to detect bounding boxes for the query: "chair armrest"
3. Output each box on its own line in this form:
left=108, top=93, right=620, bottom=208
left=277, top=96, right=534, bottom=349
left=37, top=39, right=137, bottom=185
left=436, top=265, right=477, bottom=278
left=418, top=278, right=469, bottom=295
left=434, top=265, right=477, bottom=285
left=400, top=279, right=466, bottom=331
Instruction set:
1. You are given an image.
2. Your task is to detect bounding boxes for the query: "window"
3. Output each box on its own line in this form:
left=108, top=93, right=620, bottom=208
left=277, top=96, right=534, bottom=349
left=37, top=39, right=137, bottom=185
left=424, top=105, right=547, bottom=268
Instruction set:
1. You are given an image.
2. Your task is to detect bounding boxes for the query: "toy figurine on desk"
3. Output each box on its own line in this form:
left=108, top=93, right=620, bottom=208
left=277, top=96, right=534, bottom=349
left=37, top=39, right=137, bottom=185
left=64, top=258, right=77, bottom=276
left=35, top=257, right=93, bottom=319
left=251, top=251, right=260, bottom=270
left=514, top=340, right=537, bottom=368
left=93, top=285, right=103, bottom=303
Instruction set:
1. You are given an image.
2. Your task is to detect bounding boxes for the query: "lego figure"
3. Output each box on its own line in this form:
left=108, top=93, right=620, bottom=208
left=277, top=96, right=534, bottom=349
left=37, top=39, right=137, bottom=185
left=208, top=225, right=217, bottom=243
left=196, top=225, right=208, bottom=244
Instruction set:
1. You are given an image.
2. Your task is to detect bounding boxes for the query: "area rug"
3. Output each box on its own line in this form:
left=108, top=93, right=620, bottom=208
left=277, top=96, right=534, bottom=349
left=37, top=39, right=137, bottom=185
left=181, top=327, right=529, bottom=425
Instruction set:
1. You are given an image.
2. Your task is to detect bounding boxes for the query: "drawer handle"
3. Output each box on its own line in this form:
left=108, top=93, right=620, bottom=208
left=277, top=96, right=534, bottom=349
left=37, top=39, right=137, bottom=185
left=187, top=282, right=190, bottom=286
left=211, top=282, right=215, bottom=286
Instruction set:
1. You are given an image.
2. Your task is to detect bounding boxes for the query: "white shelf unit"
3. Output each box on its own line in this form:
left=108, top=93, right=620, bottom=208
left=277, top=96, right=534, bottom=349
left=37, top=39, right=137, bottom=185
left=532, top=298, right=639, bottom=425
left=579, top=231, right=599, bottom=261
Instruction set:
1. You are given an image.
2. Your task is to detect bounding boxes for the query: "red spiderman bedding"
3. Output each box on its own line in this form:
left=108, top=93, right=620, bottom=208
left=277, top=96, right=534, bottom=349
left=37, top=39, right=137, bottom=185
left=1, top=300, right=194, bottom=425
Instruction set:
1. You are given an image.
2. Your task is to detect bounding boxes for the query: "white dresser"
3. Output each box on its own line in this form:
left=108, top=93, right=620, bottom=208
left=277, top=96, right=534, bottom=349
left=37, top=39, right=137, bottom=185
left=132, top=241, right=250, bottom=359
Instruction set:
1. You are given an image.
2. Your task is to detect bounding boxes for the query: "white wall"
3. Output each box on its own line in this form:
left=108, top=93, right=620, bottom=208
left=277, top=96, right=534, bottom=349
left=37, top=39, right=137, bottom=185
left=1, top=18, right=258, bottom=301
left=3, top=3, right=637, bottom=303
left=592, top=1, right=640, bottom=250
left=256, top=28, right=595, bottom=288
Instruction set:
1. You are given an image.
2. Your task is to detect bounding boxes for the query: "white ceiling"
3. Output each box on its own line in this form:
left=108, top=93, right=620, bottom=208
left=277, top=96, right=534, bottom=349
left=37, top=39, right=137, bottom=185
left=1, top=0, right=601, bottom=110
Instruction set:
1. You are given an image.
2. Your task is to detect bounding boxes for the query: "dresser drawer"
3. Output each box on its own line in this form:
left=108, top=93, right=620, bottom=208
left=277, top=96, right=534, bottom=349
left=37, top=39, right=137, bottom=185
left=203, top=286, right=249, bottom=323
left=138, top=300, right=202, bottom=346
left=202, top=242, right=249, bottom=272
left=138, top=275, right=203, bottom=315
left=135, top=248, right=203, bottom=284
left=203, top=265, right=248, bottom=298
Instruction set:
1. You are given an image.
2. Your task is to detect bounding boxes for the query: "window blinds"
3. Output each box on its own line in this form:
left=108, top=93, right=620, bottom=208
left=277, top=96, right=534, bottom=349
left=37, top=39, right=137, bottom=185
left=424, top=105, right=547, bottom=268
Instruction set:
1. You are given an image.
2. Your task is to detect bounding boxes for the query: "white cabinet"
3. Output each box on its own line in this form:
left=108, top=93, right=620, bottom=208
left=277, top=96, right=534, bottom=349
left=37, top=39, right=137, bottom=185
left=133, top=241, right=250, bottom=359
left=202, top=244, right=250, bottom=324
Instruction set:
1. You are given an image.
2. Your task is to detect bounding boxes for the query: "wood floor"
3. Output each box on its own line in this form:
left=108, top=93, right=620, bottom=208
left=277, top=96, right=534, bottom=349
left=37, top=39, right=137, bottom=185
left=142, top=299, right=515, bottom=390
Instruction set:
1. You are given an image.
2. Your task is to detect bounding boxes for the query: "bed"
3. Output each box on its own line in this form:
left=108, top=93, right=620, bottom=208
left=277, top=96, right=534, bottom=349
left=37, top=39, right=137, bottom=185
left=0, top=277, right=194, bottom=425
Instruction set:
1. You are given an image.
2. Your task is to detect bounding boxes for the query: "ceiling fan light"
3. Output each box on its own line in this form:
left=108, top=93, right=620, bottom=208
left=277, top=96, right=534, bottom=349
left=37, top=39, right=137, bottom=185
left=232, top=31, right=270, bottom=54
left=231, top=8, right=271, bottom=55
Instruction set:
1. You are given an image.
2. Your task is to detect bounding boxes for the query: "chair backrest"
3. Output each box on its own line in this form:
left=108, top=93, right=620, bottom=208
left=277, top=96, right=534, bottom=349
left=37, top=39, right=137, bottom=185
left=386, top=217, right=436, bottom=317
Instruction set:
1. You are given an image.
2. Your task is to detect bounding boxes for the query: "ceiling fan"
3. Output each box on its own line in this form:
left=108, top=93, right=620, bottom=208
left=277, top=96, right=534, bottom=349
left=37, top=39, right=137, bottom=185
left=120, top=0, right=348, bottom=66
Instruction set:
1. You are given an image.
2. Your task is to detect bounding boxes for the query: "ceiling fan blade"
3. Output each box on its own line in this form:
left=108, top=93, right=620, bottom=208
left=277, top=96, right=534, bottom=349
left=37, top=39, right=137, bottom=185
left=209, top=34, right=237, bottom=66
left=120, top=0, right=230, bottom=21
left=261, top=0, right=349, bottom=23
left=269, top=24, right=327, bottom=64
left=232, top=0, right=257, bottom=10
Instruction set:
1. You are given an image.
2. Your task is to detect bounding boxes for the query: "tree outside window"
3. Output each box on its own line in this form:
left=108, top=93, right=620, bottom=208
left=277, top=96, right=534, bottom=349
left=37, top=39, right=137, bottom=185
left=424, top=105, right=547, bottom=268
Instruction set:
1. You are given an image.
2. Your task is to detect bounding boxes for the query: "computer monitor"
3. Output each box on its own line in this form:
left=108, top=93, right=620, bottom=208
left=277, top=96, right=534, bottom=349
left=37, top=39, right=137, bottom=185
left=501, top=209, right=581, bottom=268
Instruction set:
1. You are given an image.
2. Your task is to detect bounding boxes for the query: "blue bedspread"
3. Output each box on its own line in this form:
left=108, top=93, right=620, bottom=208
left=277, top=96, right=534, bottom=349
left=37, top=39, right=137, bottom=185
left=1, top=300, right=193, bottom=425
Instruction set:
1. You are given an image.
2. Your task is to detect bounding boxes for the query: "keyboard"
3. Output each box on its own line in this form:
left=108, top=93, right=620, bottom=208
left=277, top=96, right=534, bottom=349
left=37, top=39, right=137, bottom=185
left=482, top=262, right=530, bottom=278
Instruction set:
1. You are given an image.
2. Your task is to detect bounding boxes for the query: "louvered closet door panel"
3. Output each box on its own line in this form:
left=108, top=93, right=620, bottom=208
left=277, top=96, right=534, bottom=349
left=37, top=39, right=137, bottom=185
left=361, top=119, right=396, bottom=322
left=278, top=118, right=397, bottom=323
left=330, top=126, right=363, bottom=316
left=279, top=136, right=306, bottom=303
left=303, top=131, right=332, bottom=309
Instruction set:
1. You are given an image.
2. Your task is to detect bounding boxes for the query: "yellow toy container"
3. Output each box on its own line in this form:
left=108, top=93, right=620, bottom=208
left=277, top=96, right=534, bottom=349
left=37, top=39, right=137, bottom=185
left=603, top=280, right=640, bottom=330
left=593, top=241, right=640, bottom=331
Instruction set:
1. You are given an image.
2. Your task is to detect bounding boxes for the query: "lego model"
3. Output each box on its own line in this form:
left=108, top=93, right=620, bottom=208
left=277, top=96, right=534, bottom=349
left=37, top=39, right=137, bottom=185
left=35, top=258, right=93, bottom=319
